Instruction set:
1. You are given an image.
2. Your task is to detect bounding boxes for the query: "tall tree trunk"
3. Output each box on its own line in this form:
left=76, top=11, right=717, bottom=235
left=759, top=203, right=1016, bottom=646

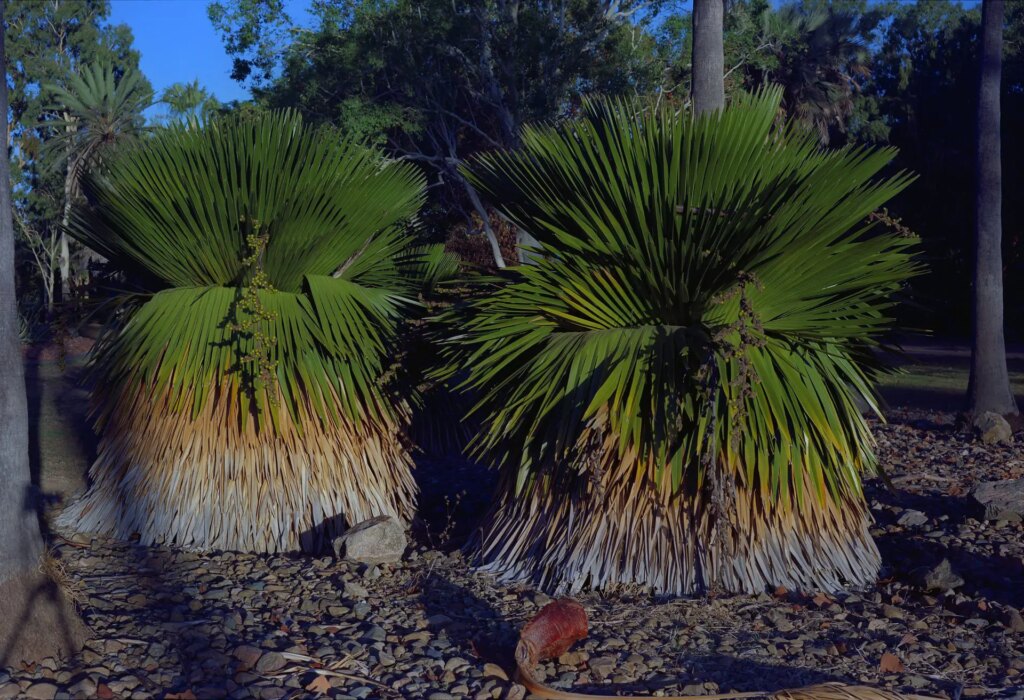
left=0, top=1, right=44, bottom=584
left=460, top=175, right=507, bottom=269
left=0, top=1, right=89, bottom=665
left=691, top=0, right=725, bottom=116
left=968, top=0, right=1018, bottom=417
left=57, top=144, right=74, bottom=304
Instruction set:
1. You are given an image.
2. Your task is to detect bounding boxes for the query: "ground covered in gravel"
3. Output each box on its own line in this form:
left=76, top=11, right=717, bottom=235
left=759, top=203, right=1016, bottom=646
left=1, top=407, right=1023, bottom=700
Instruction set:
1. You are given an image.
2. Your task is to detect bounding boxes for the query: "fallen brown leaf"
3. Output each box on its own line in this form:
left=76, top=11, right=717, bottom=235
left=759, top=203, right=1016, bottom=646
left=879, top=652, right=905, bottom=673
left=165, top=691, right=197, bottom=700
left=305, top=675, right=332, bottom=695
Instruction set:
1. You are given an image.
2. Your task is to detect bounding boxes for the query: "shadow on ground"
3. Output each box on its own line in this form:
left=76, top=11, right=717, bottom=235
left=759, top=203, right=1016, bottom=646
left=867, top=478, right=1024, bottom=609
left=416, top=573, right=854, bottom=696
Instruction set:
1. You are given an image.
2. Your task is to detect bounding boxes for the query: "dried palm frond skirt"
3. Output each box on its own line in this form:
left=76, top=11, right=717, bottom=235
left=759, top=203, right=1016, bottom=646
left=473, top=442, right=880, bottom=596
left=56, top=380, right=417, bottom=553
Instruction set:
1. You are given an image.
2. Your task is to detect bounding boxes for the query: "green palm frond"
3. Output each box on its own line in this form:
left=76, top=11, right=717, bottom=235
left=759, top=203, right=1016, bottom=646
left=70, top=110, right=426, bottom=430
left=448, top=88, right=922, bottom=594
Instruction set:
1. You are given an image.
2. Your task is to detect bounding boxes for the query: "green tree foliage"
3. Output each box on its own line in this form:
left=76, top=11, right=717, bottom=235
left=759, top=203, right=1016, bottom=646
left=5, top=0, right=148, bottom=312
left=210, top=0, right=665, bottom=266
left=657, top=0, right=884, bottom=142
left=650, top=0, right=1024, bottom=338
left=446, top=90, right=921, bottom=594
left=159, top=79, right=221, bottom=125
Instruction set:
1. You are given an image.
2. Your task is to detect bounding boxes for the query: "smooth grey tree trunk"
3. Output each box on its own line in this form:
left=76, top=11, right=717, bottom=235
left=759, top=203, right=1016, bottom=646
left=0, top=0, right=45, bottom=585
left=692, top=0, right=725, bottom=116
left=968, top=0, right=1018, bottom=417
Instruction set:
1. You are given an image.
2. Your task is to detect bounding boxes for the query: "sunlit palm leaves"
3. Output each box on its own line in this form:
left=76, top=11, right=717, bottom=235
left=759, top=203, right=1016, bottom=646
left=450, top=89, right=921, bottom=594
left=57, top=111, right=427, bottom=552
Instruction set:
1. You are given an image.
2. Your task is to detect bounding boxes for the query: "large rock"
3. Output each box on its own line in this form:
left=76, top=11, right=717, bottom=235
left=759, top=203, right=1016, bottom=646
left=332, top=516, right=407, bottom=564
left=973, top=411, right=1013, bottom=445
left=971, top=478, right=1024, bottom=521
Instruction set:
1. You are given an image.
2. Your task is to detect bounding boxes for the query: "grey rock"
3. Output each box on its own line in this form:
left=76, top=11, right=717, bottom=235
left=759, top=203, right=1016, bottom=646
left=973, top=411, right=1013, bottom=445
left=361, top=624, right=386, bottom=642
left=255, top=651, right=288, bottom=673
left=897, top=509, right=929, bottom=527
left=1004, top=608, right=1024, bottom=633
left=332, top=516, right=407, bottom=565
left=67, top=678, right=97, bottom=697
left=343, top=581, right=369, bottom=599
left=24, top=684, right=58, bottom=700
left=918, top=558, right=965, bottom=593
left=971, top=479, right=1024, bottom=521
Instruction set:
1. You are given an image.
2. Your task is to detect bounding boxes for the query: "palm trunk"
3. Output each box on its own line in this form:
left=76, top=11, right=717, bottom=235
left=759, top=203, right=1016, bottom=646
left=968, top=0, right=1018, bottom=417
left=692, top=0, right=726, bottom=116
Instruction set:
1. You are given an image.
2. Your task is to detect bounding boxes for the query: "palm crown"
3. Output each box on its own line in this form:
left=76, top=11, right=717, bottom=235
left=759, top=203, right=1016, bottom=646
left=58, top=110, right=428, bottom=552
left=69, top=110, right=426, bottom=429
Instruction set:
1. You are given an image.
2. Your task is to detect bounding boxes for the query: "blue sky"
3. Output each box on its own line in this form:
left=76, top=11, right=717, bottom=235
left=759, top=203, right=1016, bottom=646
left=108, top=0, right=312, bottom=109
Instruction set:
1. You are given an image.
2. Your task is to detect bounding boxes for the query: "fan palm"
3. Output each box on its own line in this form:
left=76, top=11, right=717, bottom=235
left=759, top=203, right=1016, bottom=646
left=46, top=64, right=153, bottom=291
left=56, top=111, right=427, bottom=553
left=449, top=89, right=920, bottom=595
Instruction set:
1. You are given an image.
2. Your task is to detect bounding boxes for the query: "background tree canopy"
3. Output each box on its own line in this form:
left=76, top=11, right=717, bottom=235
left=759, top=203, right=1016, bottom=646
left=5, top=0, right=1023, bottom=340
left=204, top=0, right=1024, bottom=338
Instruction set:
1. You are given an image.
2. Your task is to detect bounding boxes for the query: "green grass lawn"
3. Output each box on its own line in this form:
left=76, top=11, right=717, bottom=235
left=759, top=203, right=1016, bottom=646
left=879, top=363, right=1024, bottom=393
left=875, top=341, right=1024, bottom=411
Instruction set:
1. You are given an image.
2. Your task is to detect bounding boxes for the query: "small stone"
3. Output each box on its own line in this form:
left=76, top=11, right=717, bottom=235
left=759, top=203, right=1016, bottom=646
left=588, top=656, right=616, bottom=678
left=506, top=686, right=528, bottom=700
left=24, top=684, right=58, bottom=700
left=973, top=411, right=1013, bottom=445
left=68, top=679, right=97, bottom=697
left=255, top=651, right=288, bottom=673
left=361, top=625, right=386, bottom=643
left=918, top=558, right=964, bottom=593
left=343, top=581, right=369, bottom=599
left=882, top=604, right=904, bottom=619
left=233, top=645, right=263, bottom=669
left=332, top=516, right=407, bottom=564
left=1004, top=608, right=1024, bottom=633
left=897, top=510, right=928, bottom=527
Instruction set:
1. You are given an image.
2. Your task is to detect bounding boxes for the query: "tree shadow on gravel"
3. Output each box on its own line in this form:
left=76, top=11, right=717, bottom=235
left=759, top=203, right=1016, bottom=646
left=23, top=352, right=97, bottom=536
left=875, top=529, right=1024, bottom=608
left=415, top=574, right=853, bottom=697
left=866, top=481, right=1024, bottom=608
left=72, top=541, right=248, bottom=698
left=564, top=654, right=848, bottom=696
left=417, top=572, right=519, bottom=670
